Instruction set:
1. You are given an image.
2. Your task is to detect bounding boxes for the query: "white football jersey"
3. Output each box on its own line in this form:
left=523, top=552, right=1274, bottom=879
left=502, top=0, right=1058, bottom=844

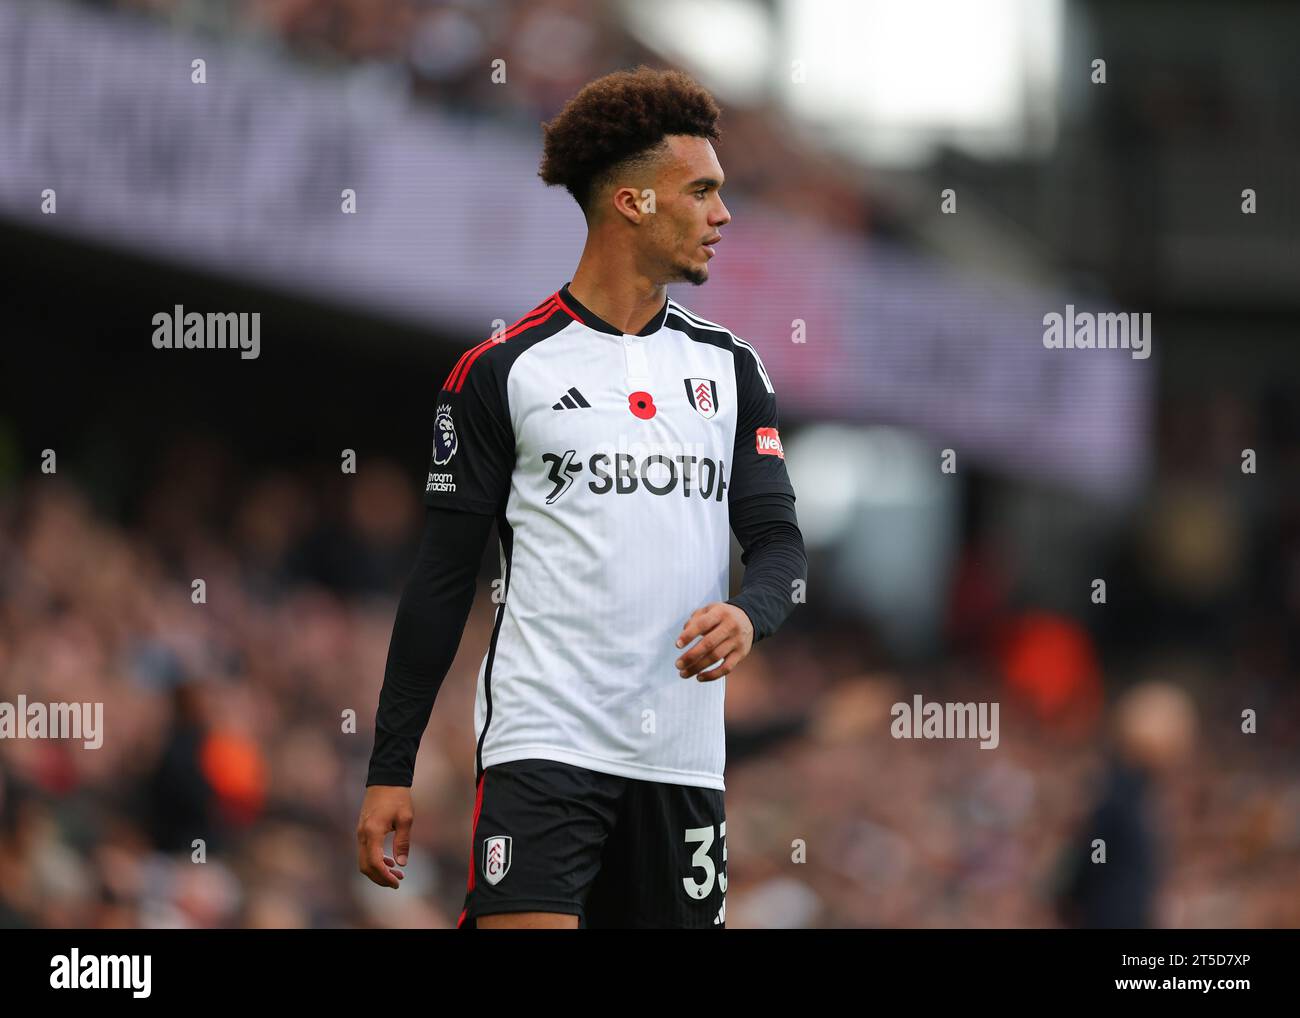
left=425, top=282, right=794, bottom=790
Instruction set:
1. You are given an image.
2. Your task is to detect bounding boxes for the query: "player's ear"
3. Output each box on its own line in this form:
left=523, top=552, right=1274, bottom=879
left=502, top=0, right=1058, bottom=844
left=611, top=185, right=649, bottom=225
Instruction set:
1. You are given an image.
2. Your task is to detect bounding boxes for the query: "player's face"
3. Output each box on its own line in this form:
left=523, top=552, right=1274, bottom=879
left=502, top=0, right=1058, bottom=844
left=647, top=135, right=730, bottom=286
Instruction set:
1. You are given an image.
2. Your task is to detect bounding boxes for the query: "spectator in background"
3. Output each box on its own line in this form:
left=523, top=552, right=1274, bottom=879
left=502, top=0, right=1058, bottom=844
left=144, top=681, right=219, bottom=854
left=1054, top=681, right=1197, bottom=928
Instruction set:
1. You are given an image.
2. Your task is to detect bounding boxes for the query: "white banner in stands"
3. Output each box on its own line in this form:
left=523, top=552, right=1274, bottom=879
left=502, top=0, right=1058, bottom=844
left=0, top=0, right=1150, bottom=496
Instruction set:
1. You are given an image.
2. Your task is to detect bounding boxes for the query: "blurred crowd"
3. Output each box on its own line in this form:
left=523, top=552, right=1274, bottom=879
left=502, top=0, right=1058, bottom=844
left=81, top=0, right=872, bottom=234
left=5, top=0, right=1286, bottom=932
left=1, top=405, right=1297, bottom=928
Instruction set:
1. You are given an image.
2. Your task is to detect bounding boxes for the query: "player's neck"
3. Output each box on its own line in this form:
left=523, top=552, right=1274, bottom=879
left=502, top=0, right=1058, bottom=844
left=568, top=256, right=666, bottom=336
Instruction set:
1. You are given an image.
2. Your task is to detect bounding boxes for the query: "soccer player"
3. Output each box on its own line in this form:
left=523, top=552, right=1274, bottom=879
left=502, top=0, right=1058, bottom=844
left=356, top=67, right=807, bottom=929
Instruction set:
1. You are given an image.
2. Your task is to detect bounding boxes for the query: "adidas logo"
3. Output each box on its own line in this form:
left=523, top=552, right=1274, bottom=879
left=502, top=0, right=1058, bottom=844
left=551, top=387, right=591, bottom=410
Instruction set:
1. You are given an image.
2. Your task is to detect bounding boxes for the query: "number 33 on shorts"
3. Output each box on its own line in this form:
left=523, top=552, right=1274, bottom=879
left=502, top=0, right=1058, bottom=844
left=684, top=821, right=727, bottom=925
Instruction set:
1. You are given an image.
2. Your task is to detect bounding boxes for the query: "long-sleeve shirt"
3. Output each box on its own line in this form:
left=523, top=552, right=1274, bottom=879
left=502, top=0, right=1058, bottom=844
left=369, top=281, right=805, bottom=790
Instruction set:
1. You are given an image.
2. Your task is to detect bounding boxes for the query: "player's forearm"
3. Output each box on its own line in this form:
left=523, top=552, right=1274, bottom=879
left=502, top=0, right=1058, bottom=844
left=366, top=594, right=474, bottom=786
left=726, top=492, right=808, bottom=643
left=366, top=506, right=492, bottom=786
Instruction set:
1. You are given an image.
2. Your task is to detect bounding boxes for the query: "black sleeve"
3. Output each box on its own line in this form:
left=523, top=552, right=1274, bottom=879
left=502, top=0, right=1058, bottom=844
left=366, top=505, right=495, bottom=787
left=728, top=339, right=795, bottom=501
left=424, top=346, right=515, bottom=514
left=725, top=490, right=807, bottom=644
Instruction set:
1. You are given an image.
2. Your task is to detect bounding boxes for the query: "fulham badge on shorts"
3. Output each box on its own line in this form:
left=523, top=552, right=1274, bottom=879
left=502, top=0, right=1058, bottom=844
left=483, top=835, right=512, bottom=885
left=685, top=377, right=719, bottom=419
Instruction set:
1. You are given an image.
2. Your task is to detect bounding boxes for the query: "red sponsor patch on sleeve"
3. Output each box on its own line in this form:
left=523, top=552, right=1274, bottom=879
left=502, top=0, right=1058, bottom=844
left=755, top=427, right=784, bottom=459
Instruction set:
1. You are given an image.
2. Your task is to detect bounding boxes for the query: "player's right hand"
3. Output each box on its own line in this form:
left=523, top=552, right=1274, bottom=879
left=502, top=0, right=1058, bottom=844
left=357, top=785, right=415, bottom=889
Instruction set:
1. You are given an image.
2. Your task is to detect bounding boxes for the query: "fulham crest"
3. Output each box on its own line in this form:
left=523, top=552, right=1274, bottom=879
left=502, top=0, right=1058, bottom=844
left=684, top=378, right=719, bottom=419
left=483, top=835, right=512, bottom=885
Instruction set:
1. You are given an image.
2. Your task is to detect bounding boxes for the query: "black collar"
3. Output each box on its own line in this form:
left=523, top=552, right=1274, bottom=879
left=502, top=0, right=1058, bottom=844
left=558, top=282, right=668, bottom=337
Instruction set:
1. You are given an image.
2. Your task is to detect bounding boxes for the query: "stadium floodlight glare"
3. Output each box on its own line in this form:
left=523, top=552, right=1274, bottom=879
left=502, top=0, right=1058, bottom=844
left=779, top=0, right=1064, bottom=165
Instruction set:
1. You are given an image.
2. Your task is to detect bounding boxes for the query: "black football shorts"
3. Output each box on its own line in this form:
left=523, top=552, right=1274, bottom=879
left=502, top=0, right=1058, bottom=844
left=454, top=757, right=727, bottom=929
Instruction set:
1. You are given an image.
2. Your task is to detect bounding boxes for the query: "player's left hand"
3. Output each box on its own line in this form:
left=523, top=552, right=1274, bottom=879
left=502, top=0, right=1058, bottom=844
left=675, top=603, right=754, bottom=681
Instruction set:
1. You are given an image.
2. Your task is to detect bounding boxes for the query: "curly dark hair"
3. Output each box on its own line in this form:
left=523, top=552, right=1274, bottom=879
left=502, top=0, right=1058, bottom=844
left=538, top=66, right=722, bottom=217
